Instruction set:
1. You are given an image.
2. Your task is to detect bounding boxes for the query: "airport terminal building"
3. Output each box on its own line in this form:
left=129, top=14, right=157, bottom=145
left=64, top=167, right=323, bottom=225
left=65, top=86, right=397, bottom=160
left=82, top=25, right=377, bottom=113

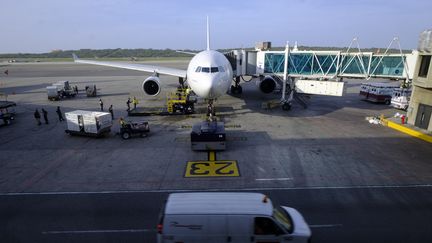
left=407, top=30, right=432, bottom=132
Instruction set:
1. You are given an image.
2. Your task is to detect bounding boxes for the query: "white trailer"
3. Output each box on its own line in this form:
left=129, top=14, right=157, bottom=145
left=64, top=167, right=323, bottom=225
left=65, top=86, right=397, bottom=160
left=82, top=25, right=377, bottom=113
left=359, top=82, right=400, bottom=104
left=65, top=110, right=112, bottom=137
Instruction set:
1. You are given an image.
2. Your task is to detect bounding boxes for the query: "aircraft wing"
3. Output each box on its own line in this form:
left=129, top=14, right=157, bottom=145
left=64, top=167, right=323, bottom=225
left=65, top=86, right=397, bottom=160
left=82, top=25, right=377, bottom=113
left=72, top=54, right=187, bottom=78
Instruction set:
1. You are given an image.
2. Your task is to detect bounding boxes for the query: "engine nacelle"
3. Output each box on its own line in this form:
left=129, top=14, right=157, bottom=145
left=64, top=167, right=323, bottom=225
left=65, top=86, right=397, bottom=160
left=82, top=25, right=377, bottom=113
left=256, top=76, right=276, bottom=94
left=142, top=76, right=161, bottom=96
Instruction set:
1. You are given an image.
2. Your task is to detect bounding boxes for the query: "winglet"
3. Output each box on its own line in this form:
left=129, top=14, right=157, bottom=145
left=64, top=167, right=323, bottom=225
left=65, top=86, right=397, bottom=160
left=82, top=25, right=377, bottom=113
left=72, top=53, right=79, bottom=61
left=206, top=16, right=210, bottom=51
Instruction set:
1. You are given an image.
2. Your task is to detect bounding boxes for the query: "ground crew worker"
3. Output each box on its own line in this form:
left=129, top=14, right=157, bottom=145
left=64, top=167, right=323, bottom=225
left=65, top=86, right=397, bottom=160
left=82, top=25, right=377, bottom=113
left=185, top=87, right=191, bottom=96
left=34, top=109, right=41, bottom=125
left=132, top=96, right=138, bottom=110
left=56, top=106, right=64, bottom=122
left=119, top=117, right=126, bottom=128
left=41, top=108, right=49, bottom=124
left=126, top=97, right=131, bottom=111
left=184, top=87, right=191, bottom=102
left=108, top=105, right=114, bottom=120
left=99, top=98, right=104, bottom=111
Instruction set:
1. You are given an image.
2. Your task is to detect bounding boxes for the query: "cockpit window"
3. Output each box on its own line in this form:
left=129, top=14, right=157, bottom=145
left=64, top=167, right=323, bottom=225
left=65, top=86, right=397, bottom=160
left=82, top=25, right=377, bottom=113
left=218, top=66, right=225, bottom=72
left=197, top=67, right=220, bottom=73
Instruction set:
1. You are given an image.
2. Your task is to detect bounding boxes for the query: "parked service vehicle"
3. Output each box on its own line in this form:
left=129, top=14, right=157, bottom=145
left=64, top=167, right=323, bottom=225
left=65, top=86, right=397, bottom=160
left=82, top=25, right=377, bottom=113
left=0, top=101, right=16, bottom=125
left=46, top=85, right=61, bottom=100
left=120, top=120, right=150, bottom=139
left=65, top=110, right=112, bottom=137
left=359, top=82, right=400, bottom=104
left=47, top=80, right=77, bottom=100
left=391, top=88, right=412, bottom=110
left=157, top=192, right=312, bottom=243
left=85, top=85, right=97, bottom=97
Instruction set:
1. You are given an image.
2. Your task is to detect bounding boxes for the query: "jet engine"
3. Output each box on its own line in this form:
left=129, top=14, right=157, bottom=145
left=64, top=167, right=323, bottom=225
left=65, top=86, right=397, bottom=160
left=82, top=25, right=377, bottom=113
left=142, top=76, right=161, bottom=96
left=256, top=75, right=276, bottom=94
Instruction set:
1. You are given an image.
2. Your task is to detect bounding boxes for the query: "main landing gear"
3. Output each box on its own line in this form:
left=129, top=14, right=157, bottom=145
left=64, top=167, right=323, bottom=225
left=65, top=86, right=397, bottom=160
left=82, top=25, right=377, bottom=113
left=230, top=77, right=242, bottom=95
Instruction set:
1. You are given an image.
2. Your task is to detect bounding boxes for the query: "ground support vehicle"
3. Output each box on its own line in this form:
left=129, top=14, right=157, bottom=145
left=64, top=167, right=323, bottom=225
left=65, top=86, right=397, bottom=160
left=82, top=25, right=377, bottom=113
left=391, top=88, right=412, bottom=110
left=0, top=101, right=16, bottom=126
left=47, top=81, right=77, bottom=100
left=359, top=82, right=400, bottom=104
left=128, top=88, right=196, bottom=116
left=120, top=120, right=150, bottom=139
left=190, top=121, right=226, bottom=151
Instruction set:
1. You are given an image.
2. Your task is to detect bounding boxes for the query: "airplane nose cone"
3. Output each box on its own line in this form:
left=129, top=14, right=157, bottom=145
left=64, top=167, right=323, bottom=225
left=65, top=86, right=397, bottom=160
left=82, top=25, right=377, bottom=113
left=194, top=77, right=216, bottom=99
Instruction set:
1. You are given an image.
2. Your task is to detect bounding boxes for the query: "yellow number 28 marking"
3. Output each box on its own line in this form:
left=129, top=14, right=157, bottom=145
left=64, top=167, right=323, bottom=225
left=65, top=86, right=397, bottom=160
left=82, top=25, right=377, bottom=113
left=185, top=161, right=240, bottom=177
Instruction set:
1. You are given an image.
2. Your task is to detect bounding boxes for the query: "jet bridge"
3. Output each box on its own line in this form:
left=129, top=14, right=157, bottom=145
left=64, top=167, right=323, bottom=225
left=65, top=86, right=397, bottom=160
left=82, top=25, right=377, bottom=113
left=226, top=39, right=417, bottom=101
left=257, top=50, right=415, bottom=80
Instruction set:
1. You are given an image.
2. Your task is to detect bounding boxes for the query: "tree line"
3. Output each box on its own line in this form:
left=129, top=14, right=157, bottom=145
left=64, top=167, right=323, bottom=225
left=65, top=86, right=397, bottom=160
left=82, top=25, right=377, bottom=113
left=0, top=46, right=411, bottom=59
left=0, top=48, right=195, bottom=59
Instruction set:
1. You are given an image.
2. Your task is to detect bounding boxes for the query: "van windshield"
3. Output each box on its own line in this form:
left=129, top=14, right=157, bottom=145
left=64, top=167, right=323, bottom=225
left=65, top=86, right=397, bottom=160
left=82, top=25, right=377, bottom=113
left=273, top=207, right=293, bottom=233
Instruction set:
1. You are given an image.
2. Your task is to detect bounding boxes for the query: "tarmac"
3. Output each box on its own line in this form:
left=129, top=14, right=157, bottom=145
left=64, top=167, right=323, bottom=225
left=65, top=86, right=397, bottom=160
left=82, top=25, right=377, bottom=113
left=2, top=61, right=432, bottom=242
left=0, top=61, right=432, bottom=193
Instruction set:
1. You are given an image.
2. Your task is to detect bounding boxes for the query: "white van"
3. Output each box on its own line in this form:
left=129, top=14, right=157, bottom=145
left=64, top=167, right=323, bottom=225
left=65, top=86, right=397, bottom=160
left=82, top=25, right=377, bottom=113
left=391, top=88, right=412, bottom=110
left=157, top=192, right=311, bottom=243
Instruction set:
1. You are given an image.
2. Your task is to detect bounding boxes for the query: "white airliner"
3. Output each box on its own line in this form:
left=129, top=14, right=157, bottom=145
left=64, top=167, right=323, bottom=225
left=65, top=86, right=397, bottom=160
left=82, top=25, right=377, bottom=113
left=73, top=18, right=237, bottom=113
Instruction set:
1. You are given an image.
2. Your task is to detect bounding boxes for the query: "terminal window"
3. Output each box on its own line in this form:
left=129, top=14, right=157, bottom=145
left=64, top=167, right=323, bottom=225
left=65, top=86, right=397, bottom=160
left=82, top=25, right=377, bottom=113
left=418, top=55, right=431, bottom=78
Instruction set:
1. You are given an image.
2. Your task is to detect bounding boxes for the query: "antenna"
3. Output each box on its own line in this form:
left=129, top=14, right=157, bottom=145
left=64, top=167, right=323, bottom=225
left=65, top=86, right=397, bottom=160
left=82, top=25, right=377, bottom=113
left=206, top=16, right=210, bottom=50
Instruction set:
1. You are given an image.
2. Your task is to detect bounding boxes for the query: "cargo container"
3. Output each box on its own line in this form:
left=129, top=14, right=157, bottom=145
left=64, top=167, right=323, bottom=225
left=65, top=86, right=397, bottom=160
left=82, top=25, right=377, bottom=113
left=65, top=110, right=112, bottom=137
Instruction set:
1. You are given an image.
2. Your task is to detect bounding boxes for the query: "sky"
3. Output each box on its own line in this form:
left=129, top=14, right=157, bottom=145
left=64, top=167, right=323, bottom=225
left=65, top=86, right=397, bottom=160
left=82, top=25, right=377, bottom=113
left=0, top=0, right=431, bottom=53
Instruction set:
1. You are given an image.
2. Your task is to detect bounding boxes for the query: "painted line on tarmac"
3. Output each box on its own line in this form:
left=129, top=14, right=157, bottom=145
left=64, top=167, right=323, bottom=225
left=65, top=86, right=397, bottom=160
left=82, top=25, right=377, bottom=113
left=208, top=150, right=216, bottom=161
left=3, top=184, right=432, bottom=196
left=310, top=224, right=343, bottom=228
left=42, top=229, right=155, bottom=235
left=256, top=178, right=293, bottom=181
left=184, top=161, right=240, bottom=177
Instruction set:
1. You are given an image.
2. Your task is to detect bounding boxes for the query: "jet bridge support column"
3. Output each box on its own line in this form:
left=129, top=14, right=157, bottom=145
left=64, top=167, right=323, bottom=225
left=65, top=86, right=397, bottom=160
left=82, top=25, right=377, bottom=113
left=281, top=42, right=293, bottom=110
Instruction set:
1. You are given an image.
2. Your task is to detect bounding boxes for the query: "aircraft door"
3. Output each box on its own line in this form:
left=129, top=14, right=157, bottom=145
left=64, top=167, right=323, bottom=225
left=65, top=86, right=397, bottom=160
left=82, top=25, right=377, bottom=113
left=415, top=103, right=432, bottom=129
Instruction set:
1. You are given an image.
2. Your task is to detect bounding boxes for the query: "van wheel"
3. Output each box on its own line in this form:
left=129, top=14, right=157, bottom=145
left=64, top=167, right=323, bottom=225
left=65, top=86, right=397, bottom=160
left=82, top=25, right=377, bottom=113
left=121, top=132, right=131, bottom=140
left=385, top=100, right=390, bottom=105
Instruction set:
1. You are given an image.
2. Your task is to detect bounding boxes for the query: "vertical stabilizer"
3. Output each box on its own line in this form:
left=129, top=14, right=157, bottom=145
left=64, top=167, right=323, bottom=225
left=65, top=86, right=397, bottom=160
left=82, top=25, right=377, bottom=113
left=206, top=16, right=210, bottom=50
